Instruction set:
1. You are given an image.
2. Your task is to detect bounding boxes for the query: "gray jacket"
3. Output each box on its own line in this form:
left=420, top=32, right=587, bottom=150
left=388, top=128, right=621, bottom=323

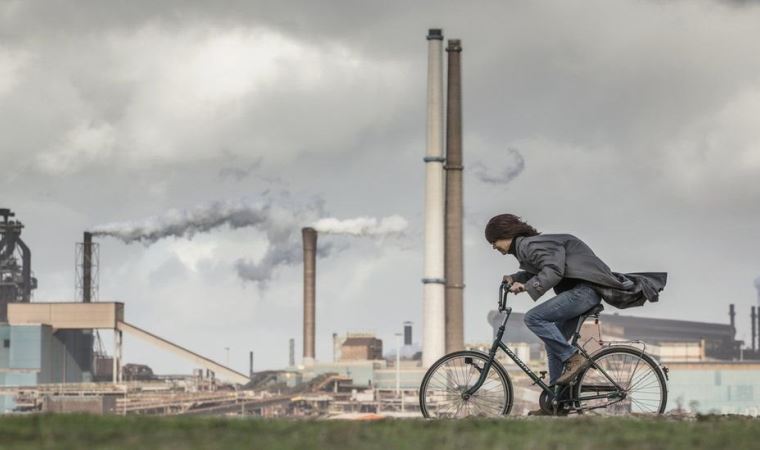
left=508, top=234, right=667, bottom=309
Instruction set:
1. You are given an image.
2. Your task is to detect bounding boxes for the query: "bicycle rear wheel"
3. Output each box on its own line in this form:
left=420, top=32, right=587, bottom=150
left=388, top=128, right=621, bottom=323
left=419, top=350, right=513, bottom=418
left=575, top=346, right=667, bottom=415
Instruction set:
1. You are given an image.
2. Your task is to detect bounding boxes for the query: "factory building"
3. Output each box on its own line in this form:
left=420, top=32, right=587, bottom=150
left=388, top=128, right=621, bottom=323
left=487, top=309, right=741, bottom=362
left=0, top=210, right=94, bottom=412
left=339, top=334, right=383, bottom=362
left=0, top=325, right=92, bottom=412
left=2, top=210, right=251, bottom=414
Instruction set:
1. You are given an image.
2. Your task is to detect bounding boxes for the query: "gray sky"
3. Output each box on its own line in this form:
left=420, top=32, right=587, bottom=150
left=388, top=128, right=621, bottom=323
left=2, top=0, right=760, bottom=374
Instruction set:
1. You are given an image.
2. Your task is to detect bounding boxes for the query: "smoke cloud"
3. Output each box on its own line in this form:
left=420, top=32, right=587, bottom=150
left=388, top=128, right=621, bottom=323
left=311, top=215, right=408, bottom=236
left=471, top=148, right=525, bottom=185
left=234, top=214, right=407, bottom=286
left=90, top=197, right=295, bottom=244
left=90, top=195, right=408, bottom=287
left=234, top=241, right=336, bottom=287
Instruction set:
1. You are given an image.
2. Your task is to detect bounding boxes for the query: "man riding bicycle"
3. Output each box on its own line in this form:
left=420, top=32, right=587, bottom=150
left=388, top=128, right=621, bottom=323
left=484, top=214, right=667, bottom=388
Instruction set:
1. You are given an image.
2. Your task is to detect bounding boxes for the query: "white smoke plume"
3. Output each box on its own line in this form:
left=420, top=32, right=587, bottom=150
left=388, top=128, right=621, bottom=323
left=311, top=215, right=408, bottom=236
left=471, top=148, right=525, bottom=185
left=90, top=195, right=407, bottom=287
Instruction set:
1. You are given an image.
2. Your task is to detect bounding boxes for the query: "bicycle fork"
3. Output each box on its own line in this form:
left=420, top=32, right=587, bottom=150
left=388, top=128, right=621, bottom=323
left=462, top=310, right=511, bottom=399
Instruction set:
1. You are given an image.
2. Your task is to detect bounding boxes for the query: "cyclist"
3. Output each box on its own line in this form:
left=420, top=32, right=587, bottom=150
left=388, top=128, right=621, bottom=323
left=484, top=214, right=667, bottom=389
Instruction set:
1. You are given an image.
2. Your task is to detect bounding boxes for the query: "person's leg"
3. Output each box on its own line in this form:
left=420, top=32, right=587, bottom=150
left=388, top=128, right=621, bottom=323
left=558, top=317, right=581, bottom=344
left=546, top=351, right=564, bottom=384
left=546, top=310, right=586, bottom=383
left=524, top=284, right=601, bottom=384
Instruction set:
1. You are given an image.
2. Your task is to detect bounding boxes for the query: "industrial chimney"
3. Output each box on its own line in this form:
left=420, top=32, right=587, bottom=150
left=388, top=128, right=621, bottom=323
left=76, top=231, right=98, bottom=303
left=752, top=307, right=757, bottom=352
left=289, top=338, right=295, bottom=367
left=302, top=227, right=317, bottom=365
left=444, top=38, right=465, bottom=353
left=404, top=321, right=413, bottom=346
left=83, top=232, right=93, bottom=303
left=754, top=276, right=760, bottom=307
left=422, top=28, right=447, bottom=366
left=332, top=332, right=339, bottom=362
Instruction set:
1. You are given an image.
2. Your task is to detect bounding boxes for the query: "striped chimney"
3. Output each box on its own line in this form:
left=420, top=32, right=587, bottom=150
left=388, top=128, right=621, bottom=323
left=422, top=28, right=447, bottom=366
left=444, top=38, right=465, bottom=353
left=302, top=227, right=317, bottom=365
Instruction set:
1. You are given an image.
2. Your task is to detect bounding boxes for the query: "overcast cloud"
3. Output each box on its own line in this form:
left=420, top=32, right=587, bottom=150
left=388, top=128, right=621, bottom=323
left=1, top=0, right=759, bottom=374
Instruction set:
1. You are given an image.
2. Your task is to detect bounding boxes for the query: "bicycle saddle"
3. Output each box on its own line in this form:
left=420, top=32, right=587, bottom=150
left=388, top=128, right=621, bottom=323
left=582, top=304, right=604, bottom=317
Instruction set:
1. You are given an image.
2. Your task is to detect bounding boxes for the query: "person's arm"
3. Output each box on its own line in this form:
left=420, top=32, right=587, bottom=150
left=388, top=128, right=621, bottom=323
left=523, top=241, right=566, bottom=301
left=503, top=271, right=531, bottom=284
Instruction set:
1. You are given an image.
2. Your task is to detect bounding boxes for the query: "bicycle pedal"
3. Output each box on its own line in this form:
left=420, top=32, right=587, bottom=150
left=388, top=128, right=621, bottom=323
left=531, top=371, right=548, bottom=386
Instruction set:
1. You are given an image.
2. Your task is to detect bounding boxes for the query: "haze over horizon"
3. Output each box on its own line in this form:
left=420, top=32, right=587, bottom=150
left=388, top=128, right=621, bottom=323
left=1, top=0, right=759, bottom=375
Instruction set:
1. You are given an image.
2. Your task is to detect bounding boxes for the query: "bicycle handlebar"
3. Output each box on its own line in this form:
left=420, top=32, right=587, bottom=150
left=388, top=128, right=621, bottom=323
left=499, top=281, right=511, bottom=312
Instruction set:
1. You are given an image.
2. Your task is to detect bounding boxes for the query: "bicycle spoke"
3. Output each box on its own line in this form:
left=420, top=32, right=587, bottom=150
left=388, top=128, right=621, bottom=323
left=576, top=349, right=665, bottom=416
left=420, top=353, right=510, bottom=418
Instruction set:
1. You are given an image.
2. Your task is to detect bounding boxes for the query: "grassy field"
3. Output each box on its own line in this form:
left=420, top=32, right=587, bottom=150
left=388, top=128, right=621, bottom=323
left=1, top=414, right=759, bottom=450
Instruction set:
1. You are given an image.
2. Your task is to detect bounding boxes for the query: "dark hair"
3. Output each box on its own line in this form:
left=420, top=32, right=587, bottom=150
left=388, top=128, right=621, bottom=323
left=484, top=214, right=540, bottom=243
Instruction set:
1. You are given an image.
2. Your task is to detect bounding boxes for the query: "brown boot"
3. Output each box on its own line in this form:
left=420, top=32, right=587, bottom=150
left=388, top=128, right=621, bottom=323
left=555, top=353, right=589, bottom=385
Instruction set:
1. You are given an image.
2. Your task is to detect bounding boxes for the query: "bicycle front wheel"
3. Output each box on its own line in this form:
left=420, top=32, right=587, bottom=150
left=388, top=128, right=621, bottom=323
left=576, top=346, right=667, bottom=415
left=419, top=350, right=513, bottom=418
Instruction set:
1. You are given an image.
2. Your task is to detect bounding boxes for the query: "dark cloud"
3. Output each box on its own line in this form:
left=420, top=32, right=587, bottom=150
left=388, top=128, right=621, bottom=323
left=218, top=158, right=262, bottom=182
left=2, top=0, right=760, bottom=372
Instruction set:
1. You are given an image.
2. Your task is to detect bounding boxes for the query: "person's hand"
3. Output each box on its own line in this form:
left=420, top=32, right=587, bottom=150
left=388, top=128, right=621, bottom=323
left=509, top=282, right=526, bottom=294
left=502, top=275, right=514, bottom=284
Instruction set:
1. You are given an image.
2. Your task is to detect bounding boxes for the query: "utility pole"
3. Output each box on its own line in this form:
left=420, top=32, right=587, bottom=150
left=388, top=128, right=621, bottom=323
left=395, top=333, right=402, bottom=398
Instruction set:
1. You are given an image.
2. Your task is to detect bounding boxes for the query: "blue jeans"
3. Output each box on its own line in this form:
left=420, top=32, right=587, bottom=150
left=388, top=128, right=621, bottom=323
left=524, top=283, right=601, bottom=384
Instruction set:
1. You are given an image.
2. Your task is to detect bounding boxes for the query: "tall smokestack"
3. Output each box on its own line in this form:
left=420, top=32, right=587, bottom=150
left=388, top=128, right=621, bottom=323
left=729, top=304, right=736, bottom=337
left=404, top=321, right=413, bottom=346
left=249, top=351, right=254, bottom=377
left=289, top=338, right=295, bottom=367
left=83, top=232, right=93, bottom=303
left=752, top=307, right=757, bottom=352
left=302, top=227, right=317, bottom=365
left=444, top=38, right=464, bottom=353
left=422, top=28, right=447, bottom=366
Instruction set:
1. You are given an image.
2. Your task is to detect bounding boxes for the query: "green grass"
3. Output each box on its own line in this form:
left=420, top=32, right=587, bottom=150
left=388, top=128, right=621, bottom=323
left=1, top=415, right=759, bottom=450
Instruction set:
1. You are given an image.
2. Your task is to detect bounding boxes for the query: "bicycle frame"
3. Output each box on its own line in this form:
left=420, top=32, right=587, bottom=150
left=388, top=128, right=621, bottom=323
left=463, top=283, right=627, bottom=407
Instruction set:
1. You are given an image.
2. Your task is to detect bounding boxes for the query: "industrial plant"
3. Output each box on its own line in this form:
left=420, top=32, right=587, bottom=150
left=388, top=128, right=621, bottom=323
left=2, top=29, right=760, bottom=418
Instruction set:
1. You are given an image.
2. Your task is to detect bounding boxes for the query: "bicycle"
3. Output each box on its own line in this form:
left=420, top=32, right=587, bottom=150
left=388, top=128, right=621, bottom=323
left=419, top=281, right=668, bottom=417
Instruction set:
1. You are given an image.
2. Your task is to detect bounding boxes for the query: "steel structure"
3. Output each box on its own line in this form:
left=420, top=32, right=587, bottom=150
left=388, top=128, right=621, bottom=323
left=75, top=232, right=99, bottom=303
left=6, top=301, right=249, bottom=384
left=0, top=208, right=37, bottom=322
